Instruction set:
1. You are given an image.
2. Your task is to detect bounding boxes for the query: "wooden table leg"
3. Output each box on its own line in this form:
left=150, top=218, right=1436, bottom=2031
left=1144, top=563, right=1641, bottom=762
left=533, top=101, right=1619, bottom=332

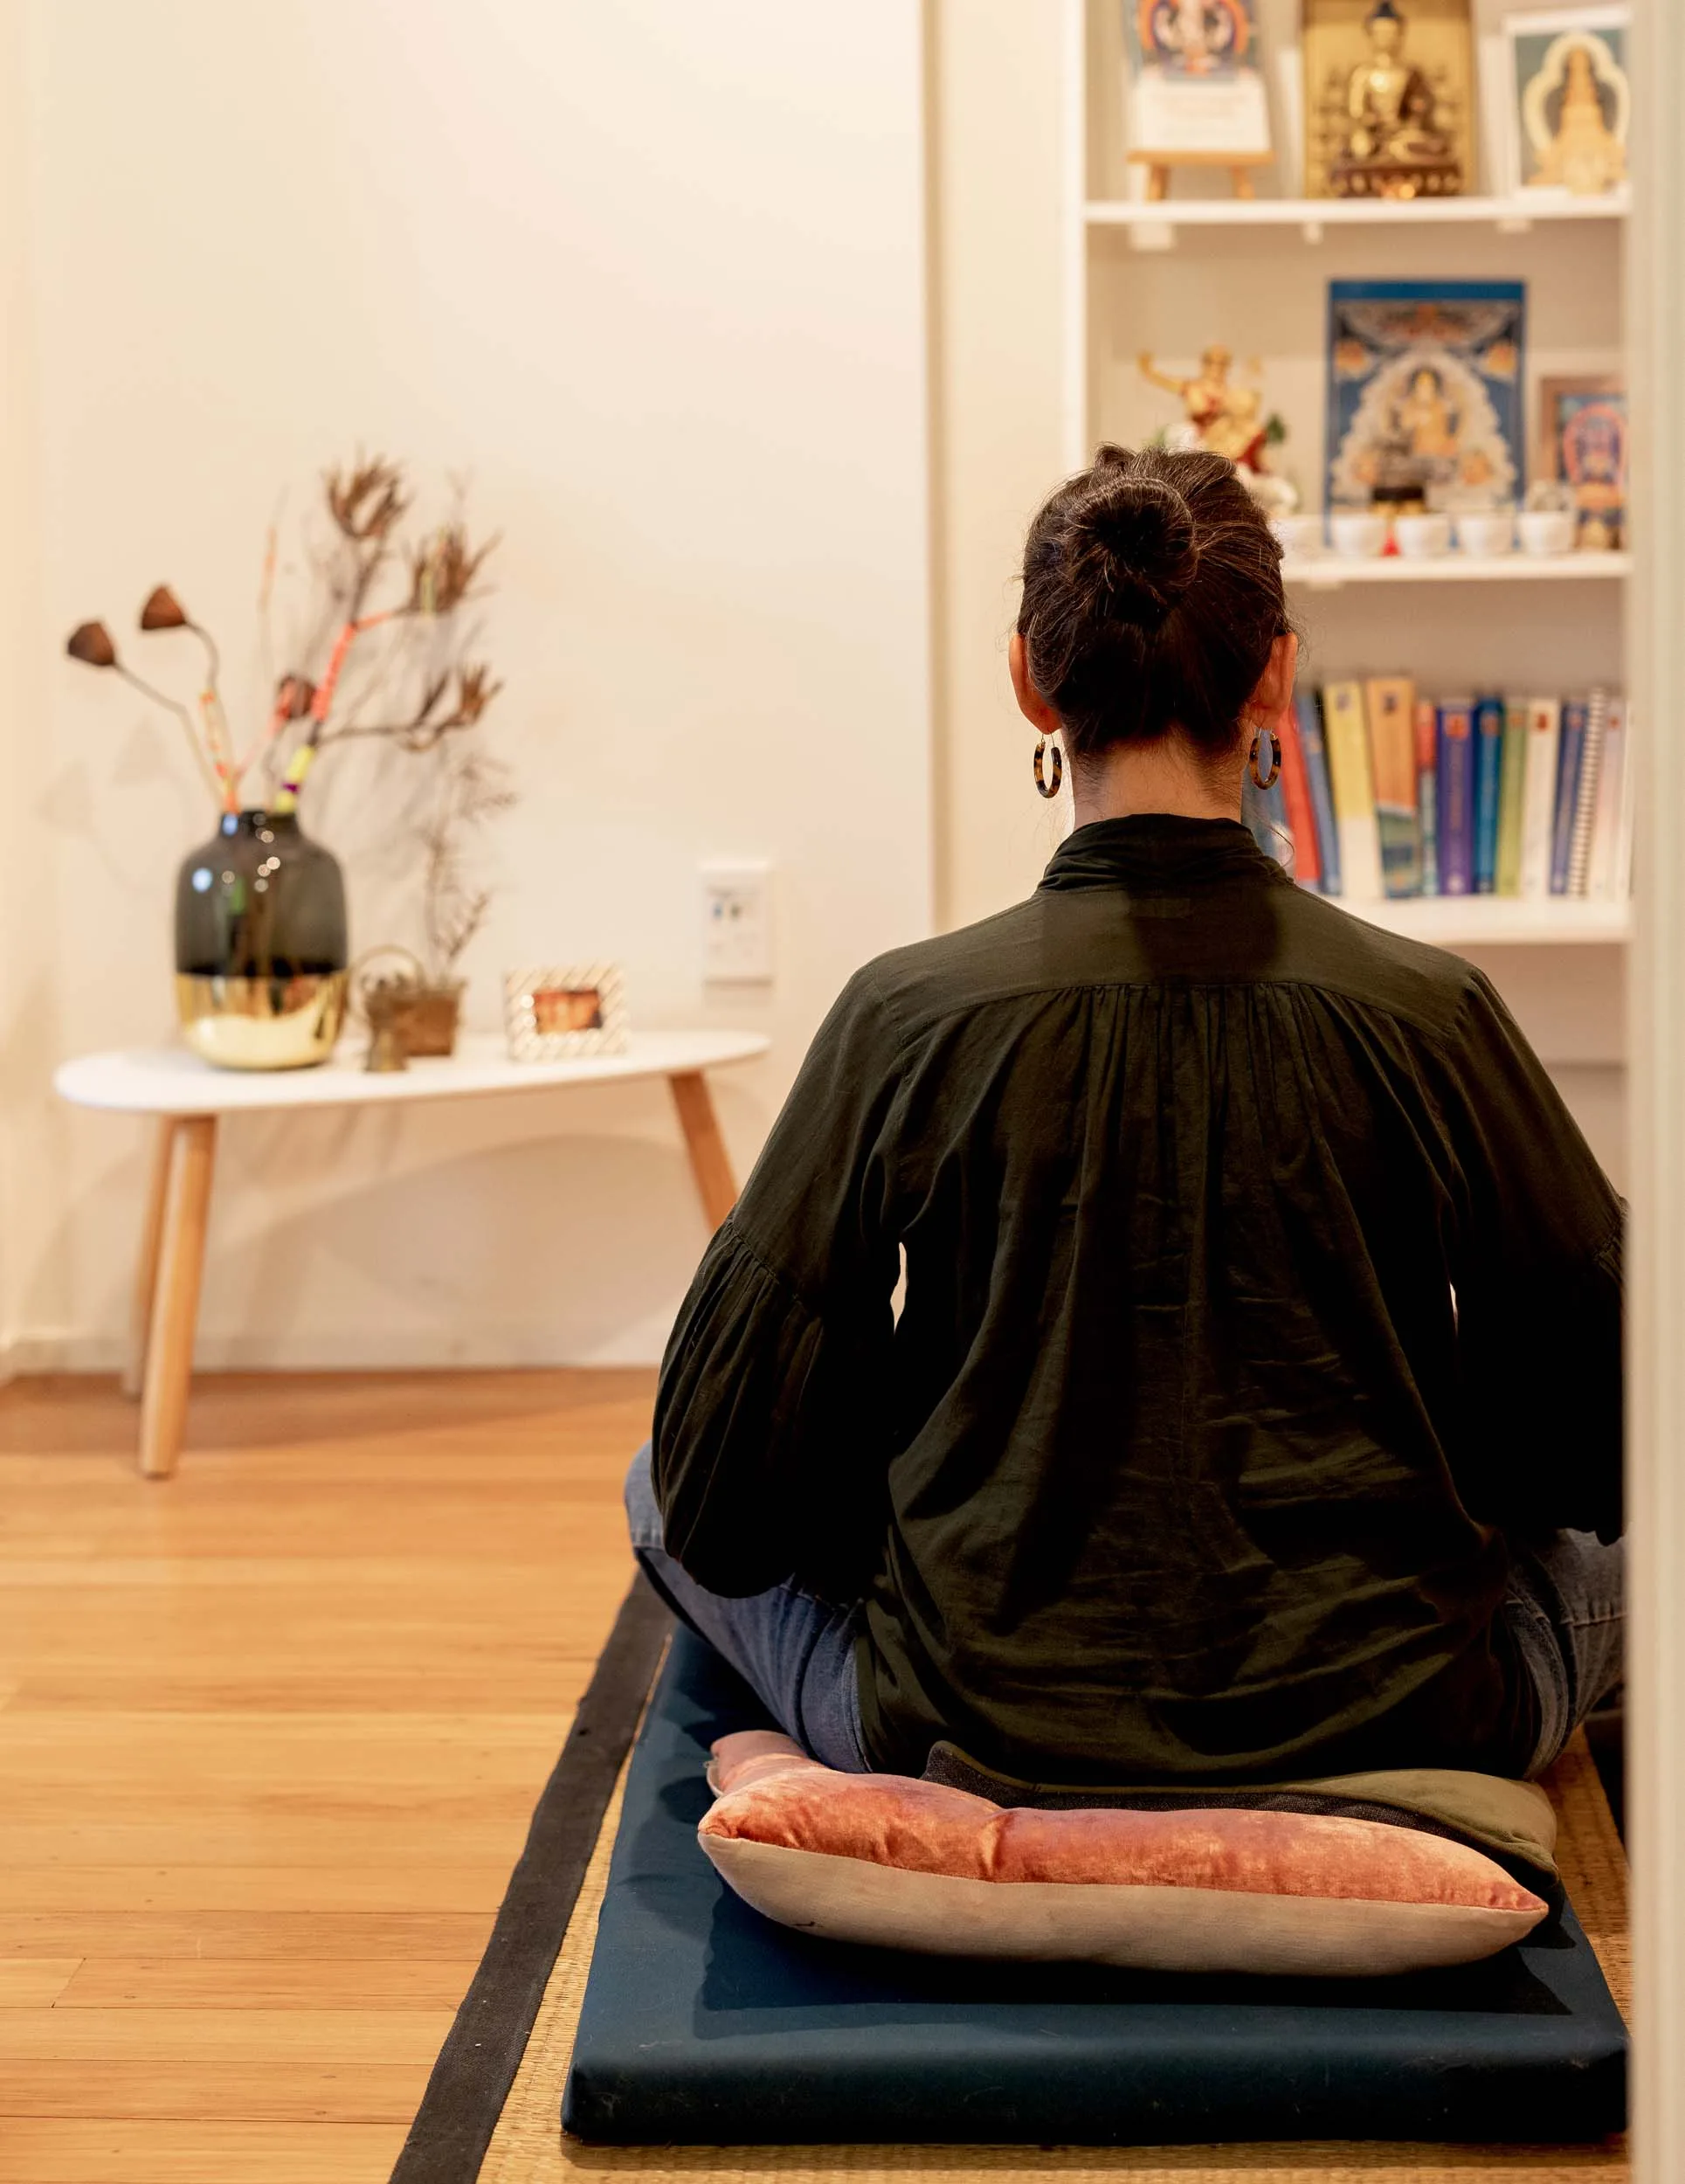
left=137, top=1114, right=218, bottom=1480
left=121, top=1116, right=180, bottom=1400
left=668, top=1071, right=739, bottom=1232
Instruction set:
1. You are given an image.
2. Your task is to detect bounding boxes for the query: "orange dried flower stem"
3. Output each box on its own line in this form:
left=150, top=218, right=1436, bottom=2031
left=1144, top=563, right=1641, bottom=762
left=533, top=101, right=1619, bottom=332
left=198, top=689, right=240, bottom=812
left=272, top=608, right=397, bottom=812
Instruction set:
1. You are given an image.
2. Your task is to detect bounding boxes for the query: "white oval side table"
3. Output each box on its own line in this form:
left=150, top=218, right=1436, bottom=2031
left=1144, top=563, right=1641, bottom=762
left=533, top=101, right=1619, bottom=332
left=54, top=1028, right=770, bottom=1479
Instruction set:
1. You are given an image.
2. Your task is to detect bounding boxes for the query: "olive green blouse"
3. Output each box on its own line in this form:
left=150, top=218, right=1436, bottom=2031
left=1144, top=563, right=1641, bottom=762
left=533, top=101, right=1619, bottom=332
left=653, top=817, right=1624, bottom=1783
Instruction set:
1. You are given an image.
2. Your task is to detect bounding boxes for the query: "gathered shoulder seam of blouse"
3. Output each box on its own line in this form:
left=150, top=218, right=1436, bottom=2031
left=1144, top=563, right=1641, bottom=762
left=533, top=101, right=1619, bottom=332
left=866, top=969, right=1480, bottom=1054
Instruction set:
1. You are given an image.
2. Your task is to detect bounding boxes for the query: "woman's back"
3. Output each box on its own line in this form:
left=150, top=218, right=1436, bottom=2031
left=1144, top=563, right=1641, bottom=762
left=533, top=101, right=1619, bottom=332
left=655, top=813, right=1622, bottom=1783
left=649, top=443, right=1621, bottom=1790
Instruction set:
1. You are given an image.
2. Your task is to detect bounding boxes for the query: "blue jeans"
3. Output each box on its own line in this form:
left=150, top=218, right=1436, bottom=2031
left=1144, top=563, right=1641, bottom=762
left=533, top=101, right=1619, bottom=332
left=625, top=1444, right=869, bottom=1770
left=1504, top=1529, right=1626, bottom=1774
left=625, top=1445, right=1622, bottom=1780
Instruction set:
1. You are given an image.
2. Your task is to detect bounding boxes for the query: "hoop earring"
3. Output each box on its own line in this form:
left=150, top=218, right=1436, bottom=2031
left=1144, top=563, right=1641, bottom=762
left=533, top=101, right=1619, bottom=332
left=1033, top=739, right=1063, bottom=799
left=1248, top=727, right=1281, bottom=791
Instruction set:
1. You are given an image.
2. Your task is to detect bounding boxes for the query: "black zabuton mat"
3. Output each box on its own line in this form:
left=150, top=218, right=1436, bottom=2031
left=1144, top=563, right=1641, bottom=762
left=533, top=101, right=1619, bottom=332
left=562, top=1627, right=1627, bottom=2147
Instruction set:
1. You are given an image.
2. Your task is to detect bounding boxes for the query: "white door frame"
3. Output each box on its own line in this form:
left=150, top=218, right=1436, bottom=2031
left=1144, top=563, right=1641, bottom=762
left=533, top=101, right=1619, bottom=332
left=1626, top=0, right=1682, bottom=2174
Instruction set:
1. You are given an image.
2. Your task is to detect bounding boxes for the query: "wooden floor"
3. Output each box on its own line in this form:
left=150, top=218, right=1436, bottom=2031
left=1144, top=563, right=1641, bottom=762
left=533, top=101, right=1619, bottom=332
left=0, top=1368, right=650, bottom=2184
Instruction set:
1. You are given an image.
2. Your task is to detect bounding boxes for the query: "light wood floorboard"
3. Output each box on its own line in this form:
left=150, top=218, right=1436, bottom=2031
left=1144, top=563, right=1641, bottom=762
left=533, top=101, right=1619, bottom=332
left=0, top=1369, right=647, bottom=2184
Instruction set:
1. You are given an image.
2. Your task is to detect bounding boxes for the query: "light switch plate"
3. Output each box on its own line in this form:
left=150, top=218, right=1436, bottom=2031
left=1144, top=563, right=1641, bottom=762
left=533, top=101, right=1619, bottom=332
left=701, top=860, right=773, bottom=982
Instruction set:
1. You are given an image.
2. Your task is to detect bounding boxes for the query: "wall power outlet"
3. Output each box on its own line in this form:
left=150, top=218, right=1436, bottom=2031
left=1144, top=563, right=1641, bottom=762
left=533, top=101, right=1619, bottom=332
left=701, top=860, right=773, bottom=983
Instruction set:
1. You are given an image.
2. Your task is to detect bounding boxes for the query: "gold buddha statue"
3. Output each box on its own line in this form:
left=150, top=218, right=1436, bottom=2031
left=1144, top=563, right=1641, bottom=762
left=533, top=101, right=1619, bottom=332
left=1329, top=2, right=1461, bottom=199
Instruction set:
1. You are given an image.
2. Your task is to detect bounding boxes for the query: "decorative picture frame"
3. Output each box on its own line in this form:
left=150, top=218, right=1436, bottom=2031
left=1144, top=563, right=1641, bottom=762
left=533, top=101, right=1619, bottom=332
left=1122, top=0, right=1272, bottom=198
left=503, top=963, right=629, bottom=1061
left=1325, top=280, right=1527, bottom=515
left=1537, top=373, right=1626, bottom=549
left=1497, top=6, right=1630, bottom=199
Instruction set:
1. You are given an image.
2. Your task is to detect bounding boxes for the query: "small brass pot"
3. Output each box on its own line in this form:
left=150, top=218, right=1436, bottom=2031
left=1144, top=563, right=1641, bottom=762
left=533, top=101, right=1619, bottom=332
left=391, top=982, right=464, bottom=1058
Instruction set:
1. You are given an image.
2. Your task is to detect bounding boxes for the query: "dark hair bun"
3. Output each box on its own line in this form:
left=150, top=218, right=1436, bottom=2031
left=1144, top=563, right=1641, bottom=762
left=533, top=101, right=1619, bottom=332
left=1070, top=469, right=1200, bottom=626
left=1016, top=444, right=1285, bottom=760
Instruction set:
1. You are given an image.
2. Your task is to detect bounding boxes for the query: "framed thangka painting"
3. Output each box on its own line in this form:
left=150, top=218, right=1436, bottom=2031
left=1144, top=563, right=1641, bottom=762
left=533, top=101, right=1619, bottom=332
left=1500, top=7, right=1629, bottom=197
left=1325, top=280, right=1526, bottom=515
left=1123, top=0, right=1271, bottom=163
left=1538, top=376, right=1626, bottom=549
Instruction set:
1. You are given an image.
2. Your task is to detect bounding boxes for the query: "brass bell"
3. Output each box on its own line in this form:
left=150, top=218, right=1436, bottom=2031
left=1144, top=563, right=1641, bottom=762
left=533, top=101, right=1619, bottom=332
left=364, top=1013, right=408, bottom=1073
left=349, top=945, right=426, bottom=1074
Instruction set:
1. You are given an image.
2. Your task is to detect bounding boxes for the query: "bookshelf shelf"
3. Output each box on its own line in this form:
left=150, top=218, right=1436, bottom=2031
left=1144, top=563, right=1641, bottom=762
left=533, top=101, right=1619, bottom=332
left=1339, top=896, right=1631, bottom=948
left=1284, top=554, right=1632, bottom=591
left=1084, top=191, right=1629, bottom=241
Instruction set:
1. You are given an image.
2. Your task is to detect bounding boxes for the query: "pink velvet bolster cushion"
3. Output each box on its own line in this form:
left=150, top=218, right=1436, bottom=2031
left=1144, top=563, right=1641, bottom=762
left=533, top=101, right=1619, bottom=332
left=698, top=1733, right=1549, bottom=1978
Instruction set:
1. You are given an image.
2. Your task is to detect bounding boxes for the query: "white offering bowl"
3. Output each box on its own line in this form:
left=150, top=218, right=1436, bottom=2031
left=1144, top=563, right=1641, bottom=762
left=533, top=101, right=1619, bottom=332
left=1329, top=511, right=1389, bottom=559
left=1393, top=513, right=1453, bottom=559
left=1518, top=508, right=1577, bottom=557
left=1270, top=514, right=1324, bottom=559
left=1454, top=510, right=1516, bottom=557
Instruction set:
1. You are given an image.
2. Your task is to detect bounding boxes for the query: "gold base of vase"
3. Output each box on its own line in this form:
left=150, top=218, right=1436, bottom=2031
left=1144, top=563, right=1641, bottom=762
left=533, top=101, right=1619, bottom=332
left=175, top=971, right=349, bottom=1070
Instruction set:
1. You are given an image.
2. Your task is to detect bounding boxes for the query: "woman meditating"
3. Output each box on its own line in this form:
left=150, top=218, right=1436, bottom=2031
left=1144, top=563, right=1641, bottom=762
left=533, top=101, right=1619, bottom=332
left=629, top=444, right=1623, bottom=1787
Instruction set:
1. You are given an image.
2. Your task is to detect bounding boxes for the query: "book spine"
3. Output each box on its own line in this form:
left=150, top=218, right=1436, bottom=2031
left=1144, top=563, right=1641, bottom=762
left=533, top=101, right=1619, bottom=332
left=1323, top=680, right=1383, bottom=899
left=1550, top=700, right=1590, bottom=896
left=1295, top=689, right=1341, bottom=896
left=1495, top=698, right=1530, bottom=897
left=1590, top=698, right=1628, bottom=901
left=1567, top=688, right=1609, bottom=897
left=1471, top=695, right=1505, bottom=895
left=1364, top=676, right=1419, bottom=897
left=1612, top=704, right=1636, bottom=900
left=1412, top=698, right=1438, bottom=896
left=1435, top=699, right=1476, bottom=897
left=1277, top=695, right=1321, bottom=889
left=1519, top=697, right=1562, bottom=901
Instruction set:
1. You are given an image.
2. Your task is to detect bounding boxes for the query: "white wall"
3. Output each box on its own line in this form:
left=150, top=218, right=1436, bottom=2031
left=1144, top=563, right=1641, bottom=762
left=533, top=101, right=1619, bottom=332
left=3, top=0, right=931, bottom=1371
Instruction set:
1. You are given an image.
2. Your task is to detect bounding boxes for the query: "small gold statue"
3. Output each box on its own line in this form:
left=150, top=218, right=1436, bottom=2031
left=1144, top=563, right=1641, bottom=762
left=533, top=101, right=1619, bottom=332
left=1137, top=347, right=1297, bottom=515
left=1137, top=343, right=1239, bottom=445
left=1327, top=1, right=1461, bottom=199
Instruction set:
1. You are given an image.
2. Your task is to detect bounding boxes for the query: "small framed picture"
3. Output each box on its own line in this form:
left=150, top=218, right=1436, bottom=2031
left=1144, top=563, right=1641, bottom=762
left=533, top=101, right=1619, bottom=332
left=503, top=963, right=629, bottom=1060
left=1537, top=375, right=1626, bottom=549
left=1124, top=0, right=1273, bottom=166
left=1497, top=7, right=1629, bottom=199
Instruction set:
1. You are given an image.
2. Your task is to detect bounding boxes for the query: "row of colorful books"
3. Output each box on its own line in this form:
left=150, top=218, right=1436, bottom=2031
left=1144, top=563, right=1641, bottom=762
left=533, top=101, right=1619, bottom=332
left=1243, top=681, right=1634, bottom=902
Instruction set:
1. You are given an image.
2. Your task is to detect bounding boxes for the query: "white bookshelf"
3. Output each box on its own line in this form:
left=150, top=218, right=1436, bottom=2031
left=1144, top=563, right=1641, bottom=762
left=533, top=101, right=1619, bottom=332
left=1085, top=190, right=1630, bottom=242
left=1284, top=553, right=1632, bottom=589
left=1340, top=896, right=1632, bottom=948
left=1064, top=0, right=1632, bottom=1027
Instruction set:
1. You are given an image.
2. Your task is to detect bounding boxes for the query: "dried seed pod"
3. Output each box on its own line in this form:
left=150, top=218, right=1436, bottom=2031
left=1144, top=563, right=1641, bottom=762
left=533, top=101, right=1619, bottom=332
left=277, top=673, right=316, bottom=720
left=405, top=524, right=498, bottom=616
left=139, top=584, right=189, bottom=632
left=66, top=620, right=118, bottom=668
left=325, top=457, right=411, bottom=543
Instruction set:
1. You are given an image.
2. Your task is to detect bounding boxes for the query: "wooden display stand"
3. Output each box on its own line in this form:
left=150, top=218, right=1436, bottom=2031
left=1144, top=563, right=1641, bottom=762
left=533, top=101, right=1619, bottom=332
left=1129, top=148, right=1270, bottom=202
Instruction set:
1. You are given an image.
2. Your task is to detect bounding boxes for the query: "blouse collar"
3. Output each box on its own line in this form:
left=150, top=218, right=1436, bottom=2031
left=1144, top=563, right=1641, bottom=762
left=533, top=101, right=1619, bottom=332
left=1039, top=814, right=1281, bottom=895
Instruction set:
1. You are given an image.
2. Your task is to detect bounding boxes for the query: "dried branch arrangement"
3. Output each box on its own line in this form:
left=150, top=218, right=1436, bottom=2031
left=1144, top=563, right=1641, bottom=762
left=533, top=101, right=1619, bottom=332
left=66, top=454, right=513, bottom=984
left=66, top=454, right=502, bottom=816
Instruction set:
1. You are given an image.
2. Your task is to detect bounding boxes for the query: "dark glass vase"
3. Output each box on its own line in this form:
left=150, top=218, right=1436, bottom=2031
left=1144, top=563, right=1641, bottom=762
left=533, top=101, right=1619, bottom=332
left=174, top=809, right=349, bottom=1069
